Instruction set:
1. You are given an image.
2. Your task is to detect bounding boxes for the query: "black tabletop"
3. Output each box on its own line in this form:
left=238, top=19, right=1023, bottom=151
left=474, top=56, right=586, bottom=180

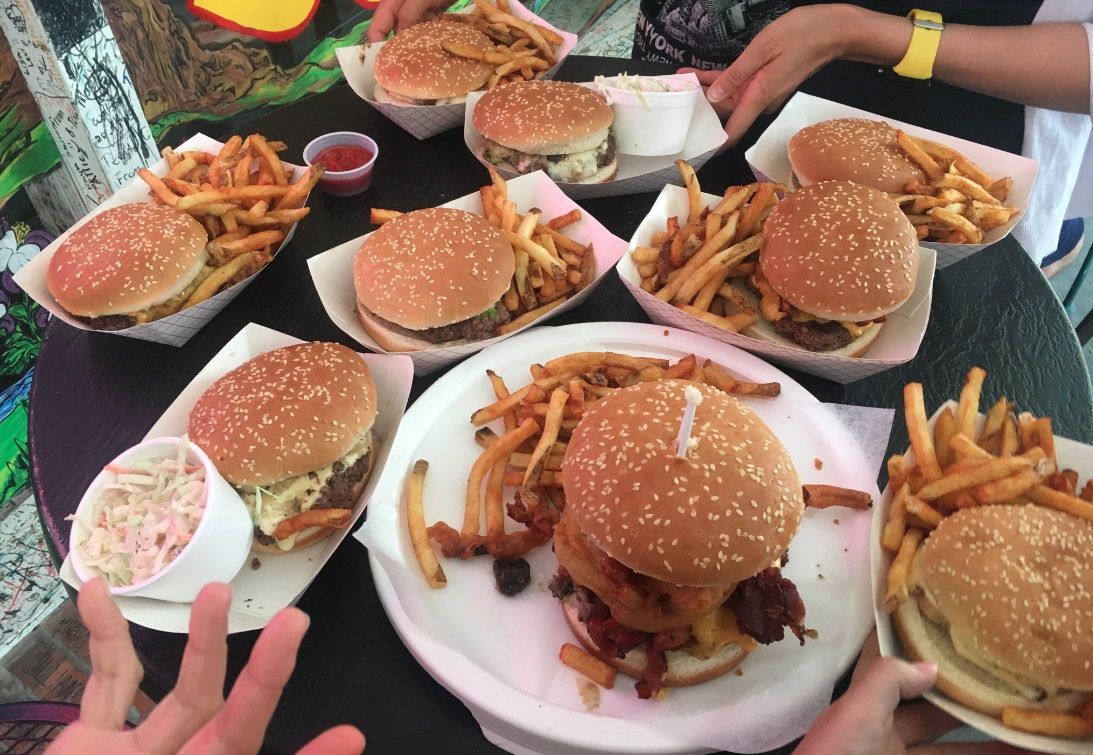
left=29, top=56, right=1093, bottom=755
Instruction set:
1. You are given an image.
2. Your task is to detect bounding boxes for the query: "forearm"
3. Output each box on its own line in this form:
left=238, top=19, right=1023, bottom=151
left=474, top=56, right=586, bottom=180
left=836, top=5, right=1091, bottom=114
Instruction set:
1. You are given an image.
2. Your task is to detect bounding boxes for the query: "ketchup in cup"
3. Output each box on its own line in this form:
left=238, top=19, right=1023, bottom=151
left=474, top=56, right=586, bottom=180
left=303, top=132, right=379, bottom=197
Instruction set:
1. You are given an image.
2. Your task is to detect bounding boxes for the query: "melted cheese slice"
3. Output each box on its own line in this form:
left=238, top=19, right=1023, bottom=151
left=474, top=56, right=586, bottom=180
left=132, top=265, right=215, bottom=323
left=689, top=607, right=757, bottom=659
left=788, top=309, right=874, bottom=338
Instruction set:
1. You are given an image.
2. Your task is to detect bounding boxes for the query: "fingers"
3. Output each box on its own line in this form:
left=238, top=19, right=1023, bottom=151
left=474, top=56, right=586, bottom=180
left=722, top=76, right=773, bottom=147
left=368, top=0, right=400, bottom=41
left=77, top=578, right=143, bottom=731
left=851, top=630, right=882, bottom=684
left=910, top=742, right=1038, bottom=755
left=295, top=726, right=366, bottom=755
left=895, top=701, right=963, bottom=746
left=397, top=0, right=433, bottom=33
left=179, top=607, right=311, bottom=755
left=677, top=68, right=722, bottom=86
left=707, top=44, right=766, bottom=103
left=853, top=656, right=939, bottom=711
left=135, top=583, right=232, bottom=755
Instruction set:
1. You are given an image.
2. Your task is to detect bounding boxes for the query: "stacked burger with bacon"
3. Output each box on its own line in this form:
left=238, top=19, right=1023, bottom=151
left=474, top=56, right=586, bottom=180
left=548, top=380, right=811, bottom=698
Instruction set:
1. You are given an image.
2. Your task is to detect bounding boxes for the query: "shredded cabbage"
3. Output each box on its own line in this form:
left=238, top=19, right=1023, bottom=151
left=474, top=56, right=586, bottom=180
left=68, top=438, right=207, bottom=587
left=594, top=73, right=681, bottom=110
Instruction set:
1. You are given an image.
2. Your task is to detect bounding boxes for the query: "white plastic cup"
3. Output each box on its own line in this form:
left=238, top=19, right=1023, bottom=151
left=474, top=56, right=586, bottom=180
left=600, top=76, right=700, bottom=157
left=70, top=437, right=253, bottom=603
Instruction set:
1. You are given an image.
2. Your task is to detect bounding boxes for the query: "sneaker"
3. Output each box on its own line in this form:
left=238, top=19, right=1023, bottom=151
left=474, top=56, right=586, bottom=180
left=1041, top=218, right=1085, bottom=277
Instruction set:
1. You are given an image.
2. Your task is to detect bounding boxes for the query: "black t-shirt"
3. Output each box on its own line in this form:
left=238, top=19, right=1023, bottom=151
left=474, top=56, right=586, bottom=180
left=631, top=0, right=1042, bottom=69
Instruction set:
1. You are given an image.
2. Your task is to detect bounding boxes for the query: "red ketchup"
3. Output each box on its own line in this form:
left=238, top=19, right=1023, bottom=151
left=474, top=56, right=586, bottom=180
left=314, top=144, right=373, bottom=172
left=305, top=133, right=379, bottom=197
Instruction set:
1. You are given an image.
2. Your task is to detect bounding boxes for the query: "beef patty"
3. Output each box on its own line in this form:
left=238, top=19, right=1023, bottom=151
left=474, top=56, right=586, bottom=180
left=773, top=317, right=854, bottom=352
left=75, top=313, right=138, bottom=331
left=362, top=300, right=510, bottom=344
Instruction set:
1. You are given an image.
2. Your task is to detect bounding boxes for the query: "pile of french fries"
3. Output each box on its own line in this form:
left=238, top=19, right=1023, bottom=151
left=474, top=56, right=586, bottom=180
left=888, top=131, right=1019, bottom=244
left=371, top=166, right=594, bottom=339
left=631, top=160, right=779, bottom=335
left=884, top=367, right=1093, bottom=738
left=137, top=134, right=323, bottom=311
left=440, top=0, right=563, bottom=88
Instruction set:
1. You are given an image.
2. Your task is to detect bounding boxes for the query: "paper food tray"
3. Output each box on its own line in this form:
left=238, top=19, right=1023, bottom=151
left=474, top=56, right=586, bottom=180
left=745, top=92, right=1038, bottom=269
left=308, top=170, right=627, bottom=376
left=59, top=323, right=413, bottom=633
left=355, top=322, right=887, bottom=755
left=464, top=74, right=727, bottom=200
left=14, top=133, right=311, bottom=347
left=873, top=400, right=1093, bottom=754
left=616, top=183, right=935, bottom=384
left=336, top=6, right=576, bottom=141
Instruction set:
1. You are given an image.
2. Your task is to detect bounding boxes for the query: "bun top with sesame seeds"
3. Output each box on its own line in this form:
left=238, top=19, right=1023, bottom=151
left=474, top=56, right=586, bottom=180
left=354, top=207, right=515, bottom=331
left=914, top=504, right=1093, bottom=693
left=789, top=118, right=925, bottom=193
left=187, top=342, right=377, bottom=487
left=46, top=203, right=209, bottom=318
left=473, top=80, right=613, bottom=156
left=561, top=380, right=802, bottom=587
left=761, top=181, right=919, bottom=322
left=374, top=21, right=494, bottom=100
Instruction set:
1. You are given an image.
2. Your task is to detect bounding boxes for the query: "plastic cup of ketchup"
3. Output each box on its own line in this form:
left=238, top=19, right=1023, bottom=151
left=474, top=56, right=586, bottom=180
left=303, top=132, right=379, bottom=197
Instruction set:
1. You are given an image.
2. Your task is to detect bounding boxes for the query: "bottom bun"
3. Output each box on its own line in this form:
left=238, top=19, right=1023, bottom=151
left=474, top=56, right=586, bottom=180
left=562, top=596, right=747, bottom=686
left=893, top=596, right=1093, bottom=716
left=356, top=304, right=474, bottom=352
left=251, top=447, right=375, bottom=554
left=572, top=158, right=617, bottom=185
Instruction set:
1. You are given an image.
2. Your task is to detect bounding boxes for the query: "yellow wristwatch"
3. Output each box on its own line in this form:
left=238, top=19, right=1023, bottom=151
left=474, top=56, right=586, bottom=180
left=893, top=10, right=944, bottom=80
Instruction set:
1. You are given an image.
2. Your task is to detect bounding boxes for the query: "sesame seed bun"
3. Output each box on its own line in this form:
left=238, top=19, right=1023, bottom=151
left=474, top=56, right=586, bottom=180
left=788, top=118, right=926, bottom=193
left=354, top=207, right=515, bottom=331
left=761, top=181, right=919, bottom=322
left=473, top=80, right=613, bottom=155
left=561, top=594, right=748, bottom=686
left=46, top=203, right=208, bottom=318
left=561, top=380, right=803, bottom=587
left=187, top=342, right=378, bottom=488
left=373, top=21, right=494, bottom=101
left=895, top=505, right=1093, bottom=714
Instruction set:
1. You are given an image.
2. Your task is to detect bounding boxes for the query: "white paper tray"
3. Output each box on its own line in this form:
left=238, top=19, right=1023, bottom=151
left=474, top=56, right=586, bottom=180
left=59, top=323, right=414, bottom=633
left=307, top=170, right=628, bottom=376
left=616, top=183, right=936, bottom=384
left=336, top=6, right=577, bottom=141
left=873, top=400, right=1093, bottom=754
left=464, top=74, right=727, bottom=200
left=745, top=92, right=1039, bottom=269
left=15, top=134, right=310, bottom=347
left=357, top=321, right=882, bottom=755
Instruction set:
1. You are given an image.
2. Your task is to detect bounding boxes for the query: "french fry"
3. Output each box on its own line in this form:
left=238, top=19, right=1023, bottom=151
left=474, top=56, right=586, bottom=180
left=701, top=359, right=780, bottom=398
left=464, top=418, right=540, bottom=537
left=931, top=174, right=1001, bottom=206
left=713, top=185, right=756, bottom=216
left=882, top=483, right=912, bottom=552
left=1018, top=413, right=1056, bottom=461
left=977, top=397, right=1009, bottom=453
left=177, top=184, right=290, bottom=210
left=166, top=156, right=198, bottom=181
left=137, top=168, right=180, bottom=207
left=371, top=208, right=403, bottom=225
left=547, top=209, right=581, bottom=230
left=1001, top=707, right=1093, bottom=738
left=671, top=235, right=762, bottom=305
left=952, top=156, right=993, bottom=189
left=973, top=468, right=1046, bottom=504
left=1024, top=484, right=1093, bottom=523
left=886, top=527, right=925, bottom=612
left=560, top=643, right=616, bottom=689
left=502, top=230, right=566, bottom=280
left=904, top=495, right=944, bottom=529
left=803, top=485, right=873, bottom=510
left=217, top=229, right=285, bottom=257
left=181, top=252, right=255, bottom=309
left=249, top=134, right=288, bottom=185
left=275, top=163, right=324, bottom=210
left=272, top=507, right=352, bottom=540
left=484, top=10, right=556, bottom=63
left=954, top=368, right=986, bottom=441
left=734, top=184, right=774, bottom=243
left=496, top=296, right=568, bottom=335
left=522, top=387, right=569, bottom=506
left=933, top=407, right=957, bottom=469
left=442, top=40, right=535, bottom=65
left=897, top=130, right=942, bottom=180
left=675, top=159, right=702, bottom=224
left=517, top=208, right=542, bottom=239
left=678, top=304, right=756, bottom=332
left=988, top=176, right=1013, bottom=203
left=406, top=460, right=447, bottom=588
left=916, top=455, right=1035, bottom=501
left=904, top=383, right=944, bottom=482
left=888, top=454, right=909, bottom=492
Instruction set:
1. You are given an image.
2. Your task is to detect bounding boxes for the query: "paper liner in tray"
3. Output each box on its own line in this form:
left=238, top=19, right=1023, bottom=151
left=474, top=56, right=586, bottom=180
left=745, top=92, right=1039, bottom=269
left=59, top=323, right=413, bottom=634
left=14, top=133, right=310, bottom=347
left=308, top=170, right=627, bottom=376
left=355, top=322, right=888, bottom=755
left=617, top=183, right=936, bottom=384
left=336, top=5, right=576, bottom=141
left=873, top=402, right=1093, bottom=754
left=464, top=74, right=728, bottom=200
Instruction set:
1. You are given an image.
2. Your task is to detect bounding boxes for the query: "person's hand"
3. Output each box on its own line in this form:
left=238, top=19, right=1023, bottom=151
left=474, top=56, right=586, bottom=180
left=794, top=631, right=1032, bottom=755
left=47, top=578, right=365, bottom=755
left=368, top=0, right=450, bottom=42
left=680, top=4, right=855, bottom=147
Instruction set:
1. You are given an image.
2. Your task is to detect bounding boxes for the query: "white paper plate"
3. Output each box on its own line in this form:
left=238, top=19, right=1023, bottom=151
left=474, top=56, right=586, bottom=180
left=356, top=322, right=882, bottom=755
left=59, top=323, right=414, bottom=633
left=336, top=6, right=577, bottom=141
left=15, top=134, right=311, bottom=347
left=464, top=74, right=728, bottom=200
left=616, top=183, right=936, bottom=384
left=308, top=170, right=628, bottom=376
left=745, top=92, right=1039, bottom=269
left=872, top=401, right=1093, bottom=754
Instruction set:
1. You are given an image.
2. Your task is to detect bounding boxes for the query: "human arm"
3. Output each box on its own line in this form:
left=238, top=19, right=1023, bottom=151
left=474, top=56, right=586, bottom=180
left=368, top=0, right=452, bottom=42
left=688, top=4, right=1092, bottom=146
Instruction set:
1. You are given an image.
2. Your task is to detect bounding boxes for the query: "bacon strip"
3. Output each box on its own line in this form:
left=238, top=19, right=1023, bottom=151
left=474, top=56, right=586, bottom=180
left=726, top=567, right=809, bottom=645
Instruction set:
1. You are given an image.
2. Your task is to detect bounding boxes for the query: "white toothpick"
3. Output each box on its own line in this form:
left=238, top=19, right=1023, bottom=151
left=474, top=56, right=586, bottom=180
left=675, top=385, right=704, bottom=458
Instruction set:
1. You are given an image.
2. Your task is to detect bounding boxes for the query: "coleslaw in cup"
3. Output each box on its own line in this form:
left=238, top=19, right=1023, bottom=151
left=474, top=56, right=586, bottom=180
left=594, top=73, right=700, bottom=156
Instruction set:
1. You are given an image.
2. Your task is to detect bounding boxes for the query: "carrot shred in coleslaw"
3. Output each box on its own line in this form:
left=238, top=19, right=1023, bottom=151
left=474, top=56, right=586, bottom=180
left=68, top=439, right=207, bottom=587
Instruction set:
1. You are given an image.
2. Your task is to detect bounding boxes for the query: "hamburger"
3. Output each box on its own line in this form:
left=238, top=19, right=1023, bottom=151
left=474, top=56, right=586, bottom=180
left=188, top=342, right=378, bottom=553
left=894, top=505, right=1093, bottom=717
left=354, top=207, right=515, bottom=351
left=789, top=118, right=926, bottom=194
left=373, top=20, right=494, bottom=106
left=46, top=203, right=211, bottom=330
left=549, top=380, right=809, bottom=698
left=734, top=181, right=919, bottom=357
left=473, top=80, right=618, bottom=184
